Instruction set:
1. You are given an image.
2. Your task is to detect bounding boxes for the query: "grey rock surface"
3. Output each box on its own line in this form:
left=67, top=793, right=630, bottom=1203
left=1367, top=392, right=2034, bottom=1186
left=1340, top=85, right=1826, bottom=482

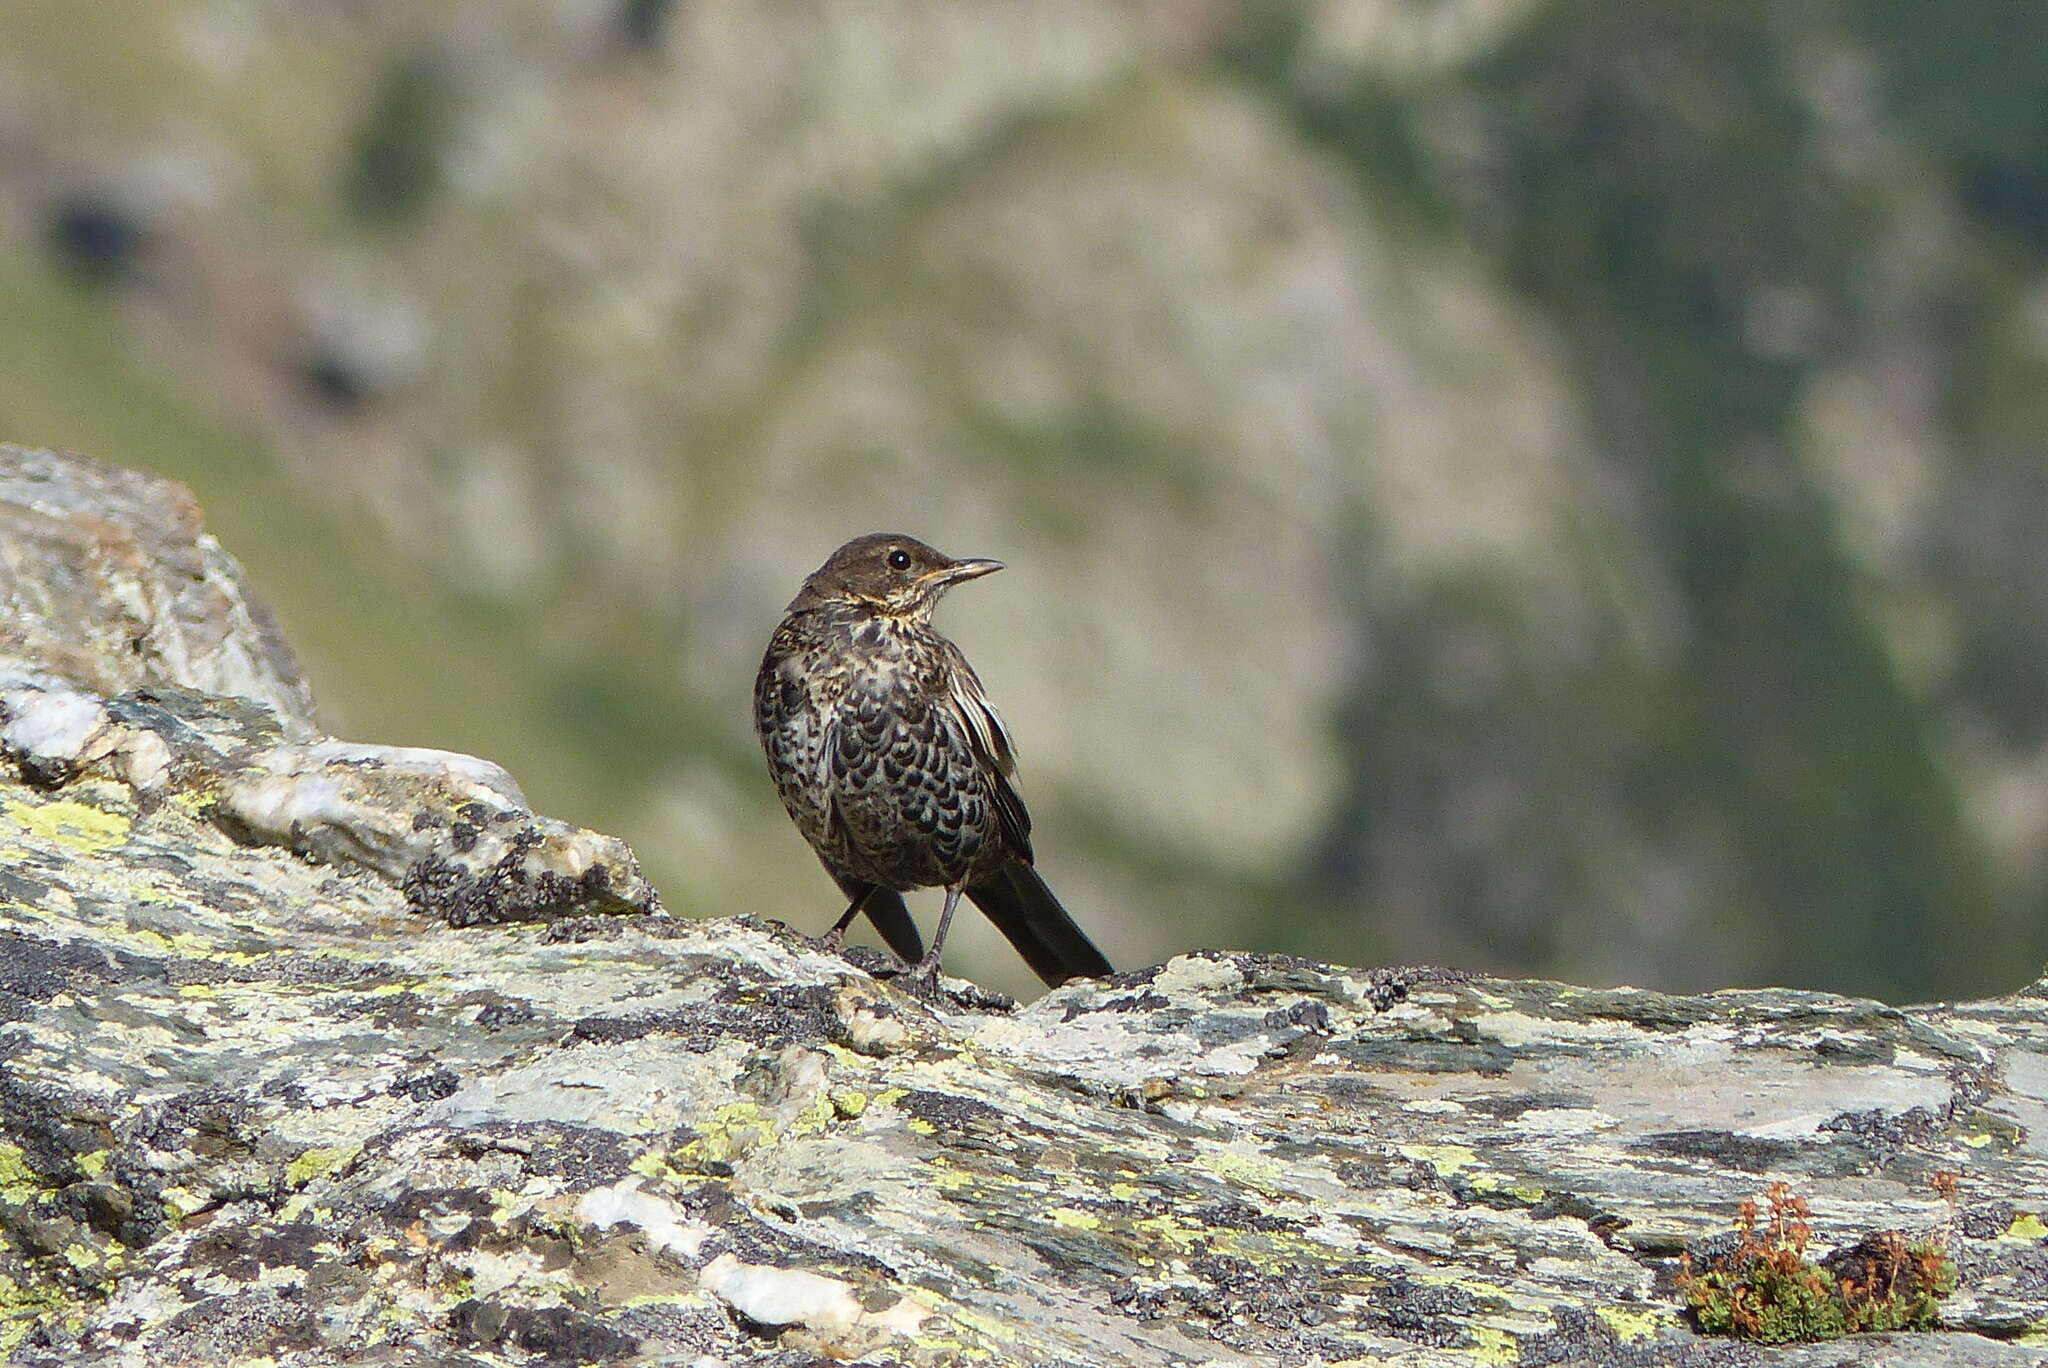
left=4, top=452, right=2047, bottom=1365
left=0, top=446, right=318, bottom=738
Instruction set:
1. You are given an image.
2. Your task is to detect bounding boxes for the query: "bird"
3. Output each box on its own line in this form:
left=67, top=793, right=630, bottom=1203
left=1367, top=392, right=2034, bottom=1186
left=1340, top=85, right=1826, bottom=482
left=754, top=533, right=1113, bottom=987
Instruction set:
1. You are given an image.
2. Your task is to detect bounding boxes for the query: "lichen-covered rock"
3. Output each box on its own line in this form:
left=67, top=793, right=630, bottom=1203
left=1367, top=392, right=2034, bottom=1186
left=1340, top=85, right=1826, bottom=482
left=0, top=446, right=317, bottom=737
left=4, top=451, right=2048, bottom=1365
left=4, top=674, right=2048, bottom=1364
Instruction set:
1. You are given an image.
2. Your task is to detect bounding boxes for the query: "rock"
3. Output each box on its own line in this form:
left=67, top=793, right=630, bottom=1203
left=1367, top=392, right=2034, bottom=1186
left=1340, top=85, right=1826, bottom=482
left=3, top=450, right=2047, bottom=1365
left=0, top=446, right=317, bottom=735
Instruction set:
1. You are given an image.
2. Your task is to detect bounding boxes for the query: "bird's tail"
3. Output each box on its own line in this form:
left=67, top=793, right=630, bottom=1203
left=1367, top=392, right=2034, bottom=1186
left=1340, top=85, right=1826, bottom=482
left=967, top=862, right=1113, bottom=987
left=861, top=887, right=925, bottom=964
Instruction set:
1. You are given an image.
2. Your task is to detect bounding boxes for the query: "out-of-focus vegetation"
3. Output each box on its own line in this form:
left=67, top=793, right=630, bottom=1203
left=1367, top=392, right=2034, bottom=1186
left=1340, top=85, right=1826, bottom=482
left=4, top=0, right=2047, bottom=1000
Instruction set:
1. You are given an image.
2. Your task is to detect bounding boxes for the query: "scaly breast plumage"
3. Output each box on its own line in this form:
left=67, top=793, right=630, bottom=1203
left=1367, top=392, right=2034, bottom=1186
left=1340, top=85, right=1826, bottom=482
left=828, top=694, right=994, bottom=883
left=756, top=610, right=1001, bottom=888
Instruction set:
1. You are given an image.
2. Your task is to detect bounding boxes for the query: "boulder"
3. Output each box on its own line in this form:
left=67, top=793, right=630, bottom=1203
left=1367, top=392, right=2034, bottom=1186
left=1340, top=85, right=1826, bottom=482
left=2, top=447, right=2044, bottom=1365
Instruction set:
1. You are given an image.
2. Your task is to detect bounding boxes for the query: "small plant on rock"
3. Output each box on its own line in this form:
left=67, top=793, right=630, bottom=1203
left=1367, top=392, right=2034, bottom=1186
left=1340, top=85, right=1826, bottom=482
left=1676, top=1177, right=1958, bottom=1343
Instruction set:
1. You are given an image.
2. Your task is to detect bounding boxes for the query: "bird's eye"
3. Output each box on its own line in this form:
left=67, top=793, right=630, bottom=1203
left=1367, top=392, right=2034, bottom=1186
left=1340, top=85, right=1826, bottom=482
left=886, top=549, right=912, bottom=570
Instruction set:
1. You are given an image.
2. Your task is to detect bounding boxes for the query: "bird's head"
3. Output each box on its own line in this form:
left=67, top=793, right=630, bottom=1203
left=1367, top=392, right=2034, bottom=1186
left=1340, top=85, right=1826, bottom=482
left=796, top=533, right=1004, bottom=619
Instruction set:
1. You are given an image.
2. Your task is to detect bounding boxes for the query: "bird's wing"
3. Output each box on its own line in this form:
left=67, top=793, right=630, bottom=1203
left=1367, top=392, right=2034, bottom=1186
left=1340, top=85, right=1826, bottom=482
left=937, top=641, right=1034, bottom=861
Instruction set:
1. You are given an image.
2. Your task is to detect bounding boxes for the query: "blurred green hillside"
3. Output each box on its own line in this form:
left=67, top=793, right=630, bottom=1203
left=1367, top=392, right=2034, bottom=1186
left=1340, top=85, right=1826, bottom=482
left=5, top=0, right=2046, bottom=1000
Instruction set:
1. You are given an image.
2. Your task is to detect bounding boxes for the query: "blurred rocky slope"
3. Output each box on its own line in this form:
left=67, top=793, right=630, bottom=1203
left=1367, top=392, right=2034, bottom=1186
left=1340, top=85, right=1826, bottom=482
left=4, top=1, right=2048, bottom=999
left=7, top=443, right=2048, bottom=1366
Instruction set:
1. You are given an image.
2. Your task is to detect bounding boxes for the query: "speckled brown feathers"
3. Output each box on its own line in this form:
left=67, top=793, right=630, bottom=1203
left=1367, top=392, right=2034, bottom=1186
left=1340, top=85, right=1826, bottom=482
left=755, top=533, right=1111, bottom=986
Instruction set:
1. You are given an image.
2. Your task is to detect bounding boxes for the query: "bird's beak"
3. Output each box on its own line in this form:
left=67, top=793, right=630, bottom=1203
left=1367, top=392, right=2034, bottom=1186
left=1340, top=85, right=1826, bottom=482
left=934, top=557, right=1004, bottom=586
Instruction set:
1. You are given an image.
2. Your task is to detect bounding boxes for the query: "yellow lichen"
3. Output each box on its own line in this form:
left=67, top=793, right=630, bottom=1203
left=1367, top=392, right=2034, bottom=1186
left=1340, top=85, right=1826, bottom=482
left=10, top=798, right=130, bottom=852
left=160, top=1185, right=209, bottom=1222
left=1131, top=1213, right=1204, bottom=1250
left=2004, top=1213, right=2048, bottom=1242
left=1399, top=1142, right=1479, bottom=1176
left=782, top=1094, right=837, bottom=1140
left=1594, top=1306, right=1671, bottom=1342
left=671, top=1102, right=776, bottom=1168
left=1465, top=1324, right=1521, bottom=1363
left=286, top=1143, right=361, bottom=1187
left=1203, top=1148, right=1286, bottom=1197
left=0, top=1143, right=40, bottom=1200
left=629, top=1149, right=686, bottom=1185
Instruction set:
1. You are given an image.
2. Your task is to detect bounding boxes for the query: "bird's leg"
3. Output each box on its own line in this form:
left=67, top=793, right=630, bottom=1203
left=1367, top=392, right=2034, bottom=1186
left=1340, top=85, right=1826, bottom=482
left=901, top=883, right=963, bottom=981
left=817, top=886, right=874, bottom=953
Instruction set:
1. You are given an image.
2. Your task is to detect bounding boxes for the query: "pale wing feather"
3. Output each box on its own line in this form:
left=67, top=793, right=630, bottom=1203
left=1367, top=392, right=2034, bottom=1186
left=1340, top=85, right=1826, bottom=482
left=938, top=641, right=1033, bottom=861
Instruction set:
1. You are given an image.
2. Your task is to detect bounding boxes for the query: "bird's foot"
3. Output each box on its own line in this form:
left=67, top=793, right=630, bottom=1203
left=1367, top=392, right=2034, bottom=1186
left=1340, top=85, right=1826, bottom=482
left=872, top=954, right=945, bottom=998
left=813, top=926, right=848, bottom=954
left=872, top=958, right=1014, bottom=1011
left=874, top=954, right=941, bottom=982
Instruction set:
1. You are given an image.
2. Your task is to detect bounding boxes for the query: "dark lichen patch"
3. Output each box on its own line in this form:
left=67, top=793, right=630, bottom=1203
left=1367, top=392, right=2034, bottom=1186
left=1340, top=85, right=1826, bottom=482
left=708, top=1213, right=899, bottom=1283
left=404, top=819, right=658, bottom=929
left=1820, top=1106, right=1942, bottom=1167
left=0, top=932, right=144, bottom=1019
left=1951, top=1239, right=2048, bottom=1299
left=166, top=951, right=387, bottom=992
left=1263, top=1000, right=1334, bottom=1040
left=1060, top=990, right=1185, bottom=1025
left=1517, top=1306, right=1753, bottom=1367
left=449, top=1300, right=639, bottom=1364
left=130, top=1086, right=255, bottom=1160
left=1956, top=1201, right=2015, bottom=1240
left=189, top=1221, right=330, bottom=1281
left=1095, top=991, right=1172, bottom=1015
left=153, top=1287, right=320, bottom=1362
left=473, top=997, right=540, bottom=1031
left=1633, top=1130, right=1806, bottom=1174
left=895, top=1089, right=1005, bottom=1129
left=1811, top=1033, right=1897, bottom=1065
left=1554, top=989, right=1729, bottom=1033
left=1360, top=965, right=1473, bottom=1011
left=1528, top=1189, right=1632, bottom=1240
left=538, top=910, right=693, bottom=944
left=1115, top=1253, right=1365, bottom=1358
left=1331, top=1036, right=1518, bottom=1076
left=1461, top=1091, right=1598, bottom=1122
left=569, top=987, right=839, bottom=1053
left=1359, top=1269, right=1484, bottom=1347
left=382, top=1187, right=495, bottom=1226
left=1189, top=1199, right=1304, bottom=1234
left=1942, top=1059, right=1997, bottom=1115
left=452, top=1122, right=638, bottom=1183
left=604, top=1300, right=732, bottom=1360
left=405, top=839, right=611, bottom=928
left=330, top=988, right=432, bottom=1031
left=387, top=1066, right=460, bottom=1101
left=0, top=1075, right=114, bottom=1180
left=112, top=686, right=287, bottom=753
left=55, top=1180, right=135, bottom=1239
left=928, top=978, right=1015, bottom=1012
left=1333, top=1151, right=1454, bottom=1196
left=0, top=867, right=53, bottom=906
